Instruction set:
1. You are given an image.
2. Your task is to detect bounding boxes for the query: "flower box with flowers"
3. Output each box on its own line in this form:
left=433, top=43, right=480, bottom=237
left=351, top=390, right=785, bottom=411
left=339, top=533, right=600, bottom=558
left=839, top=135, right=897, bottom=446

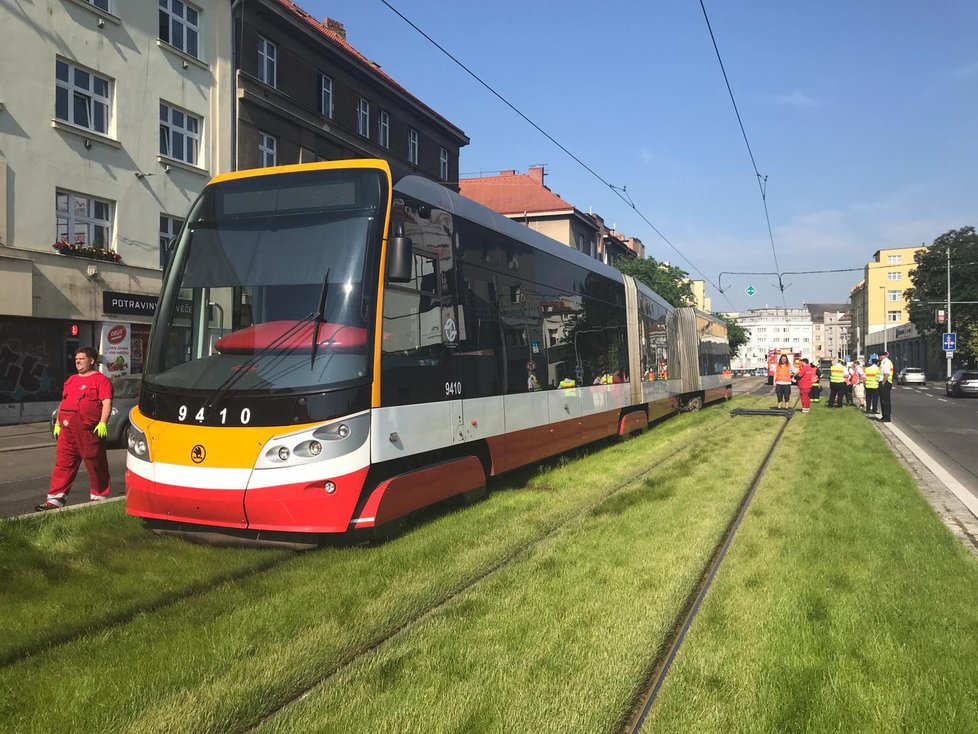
left=52, top=241, right=122, bottom=263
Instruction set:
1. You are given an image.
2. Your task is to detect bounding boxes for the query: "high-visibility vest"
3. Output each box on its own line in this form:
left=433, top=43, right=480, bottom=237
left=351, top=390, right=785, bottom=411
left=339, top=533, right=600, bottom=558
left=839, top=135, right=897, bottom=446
left=864, top=364, right=880, bottom=389
left=830, top=363, right=845, bottom=383
left=775, top=363, right=792, bottom=383
left=559, top=377, right=576, bottom=389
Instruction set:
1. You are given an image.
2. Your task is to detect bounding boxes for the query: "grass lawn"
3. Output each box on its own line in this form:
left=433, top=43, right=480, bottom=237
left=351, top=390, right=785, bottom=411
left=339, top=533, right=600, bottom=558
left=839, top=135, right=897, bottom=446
left=10, top=398, right=967, bottom=734
left=0, top=399, right=739, bottom=734
left=250, top=407, right=783, bottom=733
left=0, top=505, right=287, bottom=663
left=645, top=405, right=978, bottom=733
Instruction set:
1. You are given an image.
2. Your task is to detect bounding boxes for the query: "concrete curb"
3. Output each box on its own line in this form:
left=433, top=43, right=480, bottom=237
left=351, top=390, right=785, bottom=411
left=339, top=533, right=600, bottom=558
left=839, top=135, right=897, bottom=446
left=877, top=421, right=978, bottom=556
left=16, top=495, right=126, bottom=519
left=0, top=443, right=55, bottom=453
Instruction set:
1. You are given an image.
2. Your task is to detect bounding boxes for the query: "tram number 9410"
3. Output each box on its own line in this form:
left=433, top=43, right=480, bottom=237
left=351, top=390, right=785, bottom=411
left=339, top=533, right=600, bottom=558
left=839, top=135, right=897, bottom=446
left=177, top=405, right=252, bottom=425
left=445, top=381, right=463, bottom=397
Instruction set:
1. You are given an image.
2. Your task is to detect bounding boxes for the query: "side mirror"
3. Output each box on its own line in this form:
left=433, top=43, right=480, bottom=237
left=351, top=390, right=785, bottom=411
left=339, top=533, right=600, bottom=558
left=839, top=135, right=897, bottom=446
left=387, top=233, right=413, bottom=283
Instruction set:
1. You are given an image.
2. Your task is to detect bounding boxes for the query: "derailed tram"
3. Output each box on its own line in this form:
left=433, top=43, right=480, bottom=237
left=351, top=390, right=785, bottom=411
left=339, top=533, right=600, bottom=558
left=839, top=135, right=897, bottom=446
left=126, top=159, right=731, bottom=545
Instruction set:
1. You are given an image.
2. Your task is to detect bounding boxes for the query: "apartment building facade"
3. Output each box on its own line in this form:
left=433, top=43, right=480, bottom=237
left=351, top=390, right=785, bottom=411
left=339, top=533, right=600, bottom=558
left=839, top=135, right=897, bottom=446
left=233, top=0, right=468, bottom=185
left=0, top=0, right=233, bottom=421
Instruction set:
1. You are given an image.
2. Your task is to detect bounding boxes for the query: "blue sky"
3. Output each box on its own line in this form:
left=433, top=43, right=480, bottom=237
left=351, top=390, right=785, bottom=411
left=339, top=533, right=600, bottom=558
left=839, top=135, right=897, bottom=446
left=305, top=1, right=978, bottom=312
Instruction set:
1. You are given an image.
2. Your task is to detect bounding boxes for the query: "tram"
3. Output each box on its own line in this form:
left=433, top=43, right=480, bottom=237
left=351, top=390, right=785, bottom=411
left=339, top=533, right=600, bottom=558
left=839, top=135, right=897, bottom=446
left=125, top=160, right=730, bottom=545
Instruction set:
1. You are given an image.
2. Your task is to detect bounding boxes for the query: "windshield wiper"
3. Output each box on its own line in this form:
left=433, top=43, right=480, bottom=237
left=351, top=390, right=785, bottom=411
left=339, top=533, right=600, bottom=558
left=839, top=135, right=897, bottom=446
left=311, top=267, right=330, bottom=369
left=203, top=312, right=318, bottom=413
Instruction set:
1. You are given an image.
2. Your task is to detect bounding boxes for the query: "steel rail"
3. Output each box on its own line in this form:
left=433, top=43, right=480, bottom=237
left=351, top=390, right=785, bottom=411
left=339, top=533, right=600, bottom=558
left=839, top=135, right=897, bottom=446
left=624, top=405, right=795, bottom=734
left=1, top=405, right=729, bottom=677
left=239, top=412, right=746, bottom=734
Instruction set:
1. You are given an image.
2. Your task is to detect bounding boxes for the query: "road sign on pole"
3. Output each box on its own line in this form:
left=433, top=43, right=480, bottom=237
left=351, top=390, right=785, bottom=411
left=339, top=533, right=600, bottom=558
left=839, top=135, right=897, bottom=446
left=943, top=332, right=957, bottom=351
left=946, top=350, right=955, bottom=360
left=745, top=286, right=756, bottom=297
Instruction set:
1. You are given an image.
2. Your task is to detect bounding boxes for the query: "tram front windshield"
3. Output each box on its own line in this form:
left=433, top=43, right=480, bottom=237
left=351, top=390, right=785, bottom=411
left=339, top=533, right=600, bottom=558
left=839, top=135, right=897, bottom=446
left=144, top=168, right=386, bottom=394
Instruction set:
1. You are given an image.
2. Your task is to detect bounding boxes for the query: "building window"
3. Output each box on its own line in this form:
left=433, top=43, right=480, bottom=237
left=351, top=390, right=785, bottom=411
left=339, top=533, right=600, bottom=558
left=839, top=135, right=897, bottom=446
left=159, top=214, right=183, bottom=269
left=159, top=102, right=201, bottom=166
left=887, top=255, right=901, bottom=264
left=86, top=0, right=110, bottom=10
left=439, top=147, right=449, bottom=181
left=887, top=310, right=901, bottom=322
left=408, top=129, right=419, bottom=164
left=887, top=290, right=901, bottom=302
left=887, top=271, right=901, bottom=281
left=356, top=98, right=370, bottom=137
left=55, top=59, right=111, bottom=135
left=258, top=131, right=276, bottom=167
left=56, top=190, right=112, bottom=250
left=378, top=110, right=389, bottom=148
left=258, top=36, right=276, bottom=87
left=159, top=0, right=200, bottom=59
left=319, top=75, right=333, bottom=118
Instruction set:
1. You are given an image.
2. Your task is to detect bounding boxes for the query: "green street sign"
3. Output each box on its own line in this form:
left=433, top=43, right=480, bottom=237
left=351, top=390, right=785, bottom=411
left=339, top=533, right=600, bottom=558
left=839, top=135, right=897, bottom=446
left=745, top=286, right=756, bottom=297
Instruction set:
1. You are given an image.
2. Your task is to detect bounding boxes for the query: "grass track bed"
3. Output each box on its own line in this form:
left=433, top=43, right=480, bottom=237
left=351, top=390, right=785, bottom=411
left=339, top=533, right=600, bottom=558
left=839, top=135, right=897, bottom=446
left=0, top=507, right=288, bottom=663
left=252, top=411, right=783, bottom=733
left=0, top=400, right=746, bottom=734
left=645, top=406, right=978, bottom=733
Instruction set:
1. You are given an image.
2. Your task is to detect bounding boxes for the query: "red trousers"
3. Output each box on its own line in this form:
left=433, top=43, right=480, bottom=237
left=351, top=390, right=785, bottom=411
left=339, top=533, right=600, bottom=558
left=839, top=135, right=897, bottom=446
left=49, top=413, right=111, bottom=502
left=799, top=385, right=811, bottom=409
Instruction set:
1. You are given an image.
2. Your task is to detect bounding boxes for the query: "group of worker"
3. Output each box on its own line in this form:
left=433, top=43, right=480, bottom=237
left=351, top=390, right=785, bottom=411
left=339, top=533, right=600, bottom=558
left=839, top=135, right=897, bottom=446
left=773, top=351, right=894, bottom=421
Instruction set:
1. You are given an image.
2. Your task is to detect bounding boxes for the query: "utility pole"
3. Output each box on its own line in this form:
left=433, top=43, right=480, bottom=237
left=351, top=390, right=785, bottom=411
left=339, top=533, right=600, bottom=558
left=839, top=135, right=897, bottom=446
left=944, top=242, right=951, bottom=380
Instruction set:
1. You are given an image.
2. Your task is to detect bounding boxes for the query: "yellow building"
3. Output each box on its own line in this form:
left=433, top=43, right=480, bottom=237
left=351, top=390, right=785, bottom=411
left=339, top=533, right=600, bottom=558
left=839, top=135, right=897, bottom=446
left=851, top=246, right=925, bottom=353
left=688, top=280, right=712, bottom=313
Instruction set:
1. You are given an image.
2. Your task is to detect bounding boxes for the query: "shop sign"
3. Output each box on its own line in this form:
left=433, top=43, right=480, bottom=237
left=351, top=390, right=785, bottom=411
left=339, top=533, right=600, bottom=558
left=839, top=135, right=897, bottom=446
left=103, top=291, right=192, bottom=318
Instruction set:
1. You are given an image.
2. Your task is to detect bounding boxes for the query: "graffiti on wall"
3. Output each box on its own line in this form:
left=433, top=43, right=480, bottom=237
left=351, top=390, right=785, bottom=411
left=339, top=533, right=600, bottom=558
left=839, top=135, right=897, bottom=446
left=0, top=319, right=62, bottom=402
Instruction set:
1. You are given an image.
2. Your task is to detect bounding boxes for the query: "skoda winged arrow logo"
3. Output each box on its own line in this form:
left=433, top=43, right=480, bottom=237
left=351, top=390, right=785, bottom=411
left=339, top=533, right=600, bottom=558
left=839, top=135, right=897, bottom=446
left=191, top=445, right=206, bottom=464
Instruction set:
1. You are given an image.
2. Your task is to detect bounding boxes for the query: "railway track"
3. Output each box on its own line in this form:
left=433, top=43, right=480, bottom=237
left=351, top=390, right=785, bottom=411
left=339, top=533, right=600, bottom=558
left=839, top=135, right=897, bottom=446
left=624, top=403, right=795, bottom=733
left=4, top=400, right=785, bottom=734
left=240, top=411, right=774, bottom=734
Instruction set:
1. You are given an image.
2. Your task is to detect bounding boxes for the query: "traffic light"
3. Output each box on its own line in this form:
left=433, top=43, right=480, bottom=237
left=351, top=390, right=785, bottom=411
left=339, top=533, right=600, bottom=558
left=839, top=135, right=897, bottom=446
left=935, top=310, right=946, bottom=325
left=65, top=323, right=79, bottom=337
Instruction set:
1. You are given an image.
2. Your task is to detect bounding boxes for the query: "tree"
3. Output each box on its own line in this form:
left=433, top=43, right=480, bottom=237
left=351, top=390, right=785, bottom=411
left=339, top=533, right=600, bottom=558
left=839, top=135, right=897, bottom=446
left=615, top=256, right=695, bottom=308
left=905, top=226, right=978, bottom=367
left=717, top=313, right=750, bottom=356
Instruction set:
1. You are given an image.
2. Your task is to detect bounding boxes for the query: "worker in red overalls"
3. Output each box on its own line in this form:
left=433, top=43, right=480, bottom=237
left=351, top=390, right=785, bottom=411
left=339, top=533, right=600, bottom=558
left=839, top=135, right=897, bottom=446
left=35, top=347, right=113, bottom=511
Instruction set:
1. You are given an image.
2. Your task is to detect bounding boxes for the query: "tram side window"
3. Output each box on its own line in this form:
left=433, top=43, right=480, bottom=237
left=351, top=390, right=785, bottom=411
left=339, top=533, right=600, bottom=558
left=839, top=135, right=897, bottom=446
left=381, top=253, right=447, bottom=405
left=454, top=267, right=502, bottom=397
left=383, top=253, right=440, bottom=353
left=497, top=276, right=548, bottom=393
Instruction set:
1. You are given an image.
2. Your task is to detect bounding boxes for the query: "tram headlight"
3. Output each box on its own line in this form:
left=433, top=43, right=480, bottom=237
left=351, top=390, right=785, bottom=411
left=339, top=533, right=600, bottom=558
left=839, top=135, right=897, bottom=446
left=308, top=440, right=322, bottom=456
left=277, top=446, right=291, bottom=461
left=313, top=422, right=352, bottom=441
left=127, top=424, right=149, bottom=459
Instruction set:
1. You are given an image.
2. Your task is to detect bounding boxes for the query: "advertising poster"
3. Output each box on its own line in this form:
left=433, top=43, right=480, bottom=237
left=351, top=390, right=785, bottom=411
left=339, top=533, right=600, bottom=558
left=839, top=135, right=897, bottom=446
left=99, top=322, right=131, bottom=378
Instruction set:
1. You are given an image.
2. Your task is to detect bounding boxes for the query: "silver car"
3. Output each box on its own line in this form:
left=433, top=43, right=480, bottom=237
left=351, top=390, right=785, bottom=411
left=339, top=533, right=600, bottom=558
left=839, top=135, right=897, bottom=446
left=946, top=370, right=978, bottom=398
left=50, top=374, right=140, bottom=446
left=897, top=367, right=926, bottom=386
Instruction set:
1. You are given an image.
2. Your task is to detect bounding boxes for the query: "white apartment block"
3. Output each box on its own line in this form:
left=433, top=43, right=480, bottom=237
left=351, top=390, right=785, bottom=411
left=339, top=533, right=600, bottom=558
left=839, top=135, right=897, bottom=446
left=0, top=0, right=232, bottom=421
left=728, top=308, right=814, bottom=370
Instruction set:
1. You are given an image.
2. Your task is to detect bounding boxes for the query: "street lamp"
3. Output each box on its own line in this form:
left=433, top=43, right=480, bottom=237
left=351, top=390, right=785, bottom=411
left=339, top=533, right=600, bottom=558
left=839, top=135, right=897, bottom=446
left=880, top=286, right=887, bottom=353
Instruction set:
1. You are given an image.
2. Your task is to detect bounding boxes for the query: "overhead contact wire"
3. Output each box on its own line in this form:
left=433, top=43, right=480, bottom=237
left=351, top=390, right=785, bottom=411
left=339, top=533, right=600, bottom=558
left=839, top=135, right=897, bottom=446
left=699, top=0, right=786, bottom=309
left=377, top=0, right=731, bottom=307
